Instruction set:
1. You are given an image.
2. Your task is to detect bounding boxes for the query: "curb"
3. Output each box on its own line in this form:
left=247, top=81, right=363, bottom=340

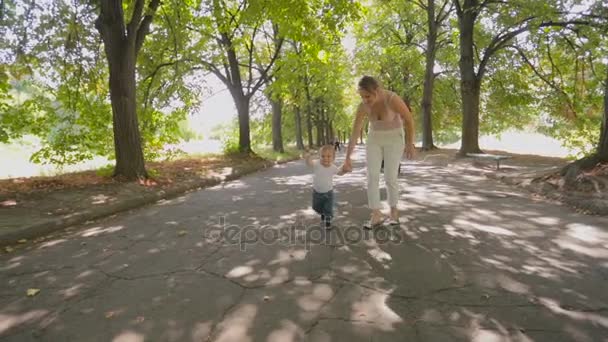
left=0, top=156, right=300, bottom=247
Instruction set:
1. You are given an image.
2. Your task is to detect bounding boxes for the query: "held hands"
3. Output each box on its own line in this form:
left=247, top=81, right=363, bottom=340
left=341, top=158, right=353, bottom=173
left=403, top=144, right=416, bottom=160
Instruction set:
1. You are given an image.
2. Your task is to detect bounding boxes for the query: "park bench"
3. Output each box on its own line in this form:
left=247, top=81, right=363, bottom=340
left=466, top=153, right=512, bottom=170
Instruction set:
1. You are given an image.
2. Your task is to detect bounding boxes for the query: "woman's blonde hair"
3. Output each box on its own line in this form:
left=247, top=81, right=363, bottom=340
left=358, top=76, right=380, bottom=92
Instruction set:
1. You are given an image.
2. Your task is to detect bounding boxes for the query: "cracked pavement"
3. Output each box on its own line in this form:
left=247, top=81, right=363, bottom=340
left=1, top=146, right=608, bottom=341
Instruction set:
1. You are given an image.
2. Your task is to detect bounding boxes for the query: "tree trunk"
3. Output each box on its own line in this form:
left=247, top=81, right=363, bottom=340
left=294, top=106, right=305, bottom=150
left=305, top=85, right=314, bottom=148
left=237, top=100, right=251, bottom=153
left=598, top=63, right=608, bottom=159
left=316, top=116, right=323, bottom=147
left=270, top=93, right=284, bottom=153
left=306, top=109, right=314, bottom=148
left=108, top=50, right=147, bottom=179
left=421, top=0, right=438, bottom=151
left=457, top=4, right=482, bottom=155
left=230, top=88, right=252, bottom=153
left=96, top=0, right=158, bottom=180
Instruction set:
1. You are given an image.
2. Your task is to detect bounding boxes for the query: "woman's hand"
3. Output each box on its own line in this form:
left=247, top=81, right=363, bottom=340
left=342, top=158, right=353, bottom=173
left=403, top=144, right=416, bottom=160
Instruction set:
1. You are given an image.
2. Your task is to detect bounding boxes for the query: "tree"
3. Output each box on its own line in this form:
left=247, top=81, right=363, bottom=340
left=452, top=0, right=592, bottom=155
left=268, top=86, right=284, bottom=152
left=95, top=0, right=161, bottom=179
left=600, top=64, right=608, bottom=159
left=413, top=0, right=453, bottom=150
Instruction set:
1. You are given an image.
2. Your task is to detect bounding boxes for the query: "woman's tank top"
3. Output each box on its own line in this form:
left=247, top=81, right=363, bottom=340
left=367, top=91, right=403, bottom=131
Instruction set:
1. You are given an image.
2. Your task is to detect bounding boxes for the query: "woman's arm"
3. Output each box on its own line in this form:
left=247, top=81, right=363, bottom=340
left=389, top=94, right=415, bottom=147
left=345, top=103, right=367, bottom=161
left=389, top=93, right=416, bottom=159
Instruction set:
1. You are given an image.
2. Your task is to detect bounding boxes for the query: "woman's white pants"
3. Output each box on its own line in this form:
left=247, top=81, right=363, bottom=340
left=365, top=128, right=405, bottom=210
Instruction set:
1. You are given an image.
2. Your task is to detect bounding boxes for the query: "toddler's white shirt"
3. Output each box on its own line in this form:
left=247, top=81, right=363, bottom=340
left=312, top=161, right=339, bottom=193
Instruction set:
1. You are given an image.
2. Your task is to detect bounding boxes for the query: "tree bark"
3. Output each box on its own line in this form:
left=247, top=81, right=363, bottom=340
left=421, top=0, right=438, bottom=151
left=598, top=63, right=608, bottom=159
left=306, top=109, right=314, bottom=148
left=232, top=90, right=252, bottom=153
left=294, top=106, right=305, bottom=150
left=270, top=93, right=284, bottom=153
left=456, top=0, right=482, bottom=155
left=316, top=111, right=323, bottom=147
left=95, top=0, right=159, bottom=180
left=305, top=85, right=314, bottom=148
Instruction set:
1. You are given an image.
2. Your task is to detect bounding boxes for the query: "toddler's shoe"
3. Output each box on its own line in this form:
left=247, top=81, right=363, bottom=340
left=324, top=217, right=332, bottom=230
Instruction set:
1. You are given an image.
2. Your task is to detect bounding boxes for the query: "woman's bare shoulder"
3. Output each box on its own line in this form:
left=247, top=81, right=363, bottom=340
left=385, top=89, right=398, bottom=101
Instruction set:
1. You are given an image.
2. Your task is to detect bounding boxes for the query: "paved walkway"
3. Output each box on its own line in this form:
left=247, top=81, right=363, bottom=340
left=1, top=147, right=608, bottom=341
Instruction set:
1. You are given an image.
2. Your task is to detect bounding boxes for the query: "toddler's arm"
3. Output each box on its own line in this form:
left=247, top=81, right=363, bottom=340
left=303, top=150, right=314, bottom=167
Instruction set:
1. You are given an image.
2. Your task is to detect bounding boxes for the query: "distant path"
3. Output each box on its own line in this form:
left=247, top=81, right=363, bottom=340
left=1, top=146, right=607, bottom=341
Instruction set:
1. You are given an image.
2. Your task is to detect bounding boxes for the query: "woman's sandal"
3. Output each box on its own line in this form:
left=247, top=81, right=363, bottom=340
left=363, top=216, right=385, bottom=230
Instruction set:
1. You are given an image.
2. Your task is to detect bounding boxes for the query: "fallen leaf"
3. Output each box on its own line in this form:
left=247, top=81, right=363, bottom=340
left=17, top=239, right=27, bottom=244
left=4, top=247, right=14, bottom=253
left=26, top=288, right=40, bottom=297
left=178, top=230, right=187, bottom=236
left=105, top=311, right=115, bottom=318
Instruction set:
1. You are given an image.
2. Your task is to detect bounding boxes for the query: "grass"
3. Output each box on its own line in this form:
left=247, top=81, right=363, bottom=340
left=0, top=144, right=303, bottom=196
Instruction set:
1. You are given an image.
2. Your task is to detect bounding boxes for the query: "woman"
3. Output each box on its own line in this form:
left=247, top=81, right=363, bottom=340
left=342, top=76, right=416, bottom=228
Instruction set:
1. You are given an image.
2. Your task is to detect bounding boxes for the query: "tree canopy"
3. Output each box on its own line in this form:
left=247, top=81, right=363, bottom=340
left=1, top=0, right=607, bottom=176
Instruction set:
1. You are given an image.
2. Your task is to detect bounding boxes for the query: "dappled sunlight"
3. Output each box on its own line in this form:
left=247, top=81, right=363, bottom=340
left=279, top=212, right=299, bottom=220
left=0, top=310, right=49, bottom=335
left=297, top=283, right=334, bottom=312
left=112, top=330, right=145, bottom=342
left=80, top=225, right=125, bottom=237
left=214, top=304, right=256, bottom=342
left=367, top=247, right=392, bottom=266
left=222, top=179, right=247, bottom=189
left=528, top=216, right=561, bottom=226
left=266, top=320, right=304, bottom=342
left=226, top=266, right=254, bottom=278
left=39, top=238, right=69, bottom=248
left=552, top=238, right=608, bottom=258
left=443, top=224, right=481, bottom=243
left=351, top=291, right=402, bottom=330
left=268, top=174, right=311, bottom=186
left=452, top=218, right=516, bottom=236
left=91, top=194, right=112, bottom=205
left=266, top=267, right=290, bottom=286
left=156, top=195, right=189, bottom=206
left=564, top=223, right=608, bottom=244
left=539, top=297, right=608, bottom=328
left=269, top=249, right=308, bottom=265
